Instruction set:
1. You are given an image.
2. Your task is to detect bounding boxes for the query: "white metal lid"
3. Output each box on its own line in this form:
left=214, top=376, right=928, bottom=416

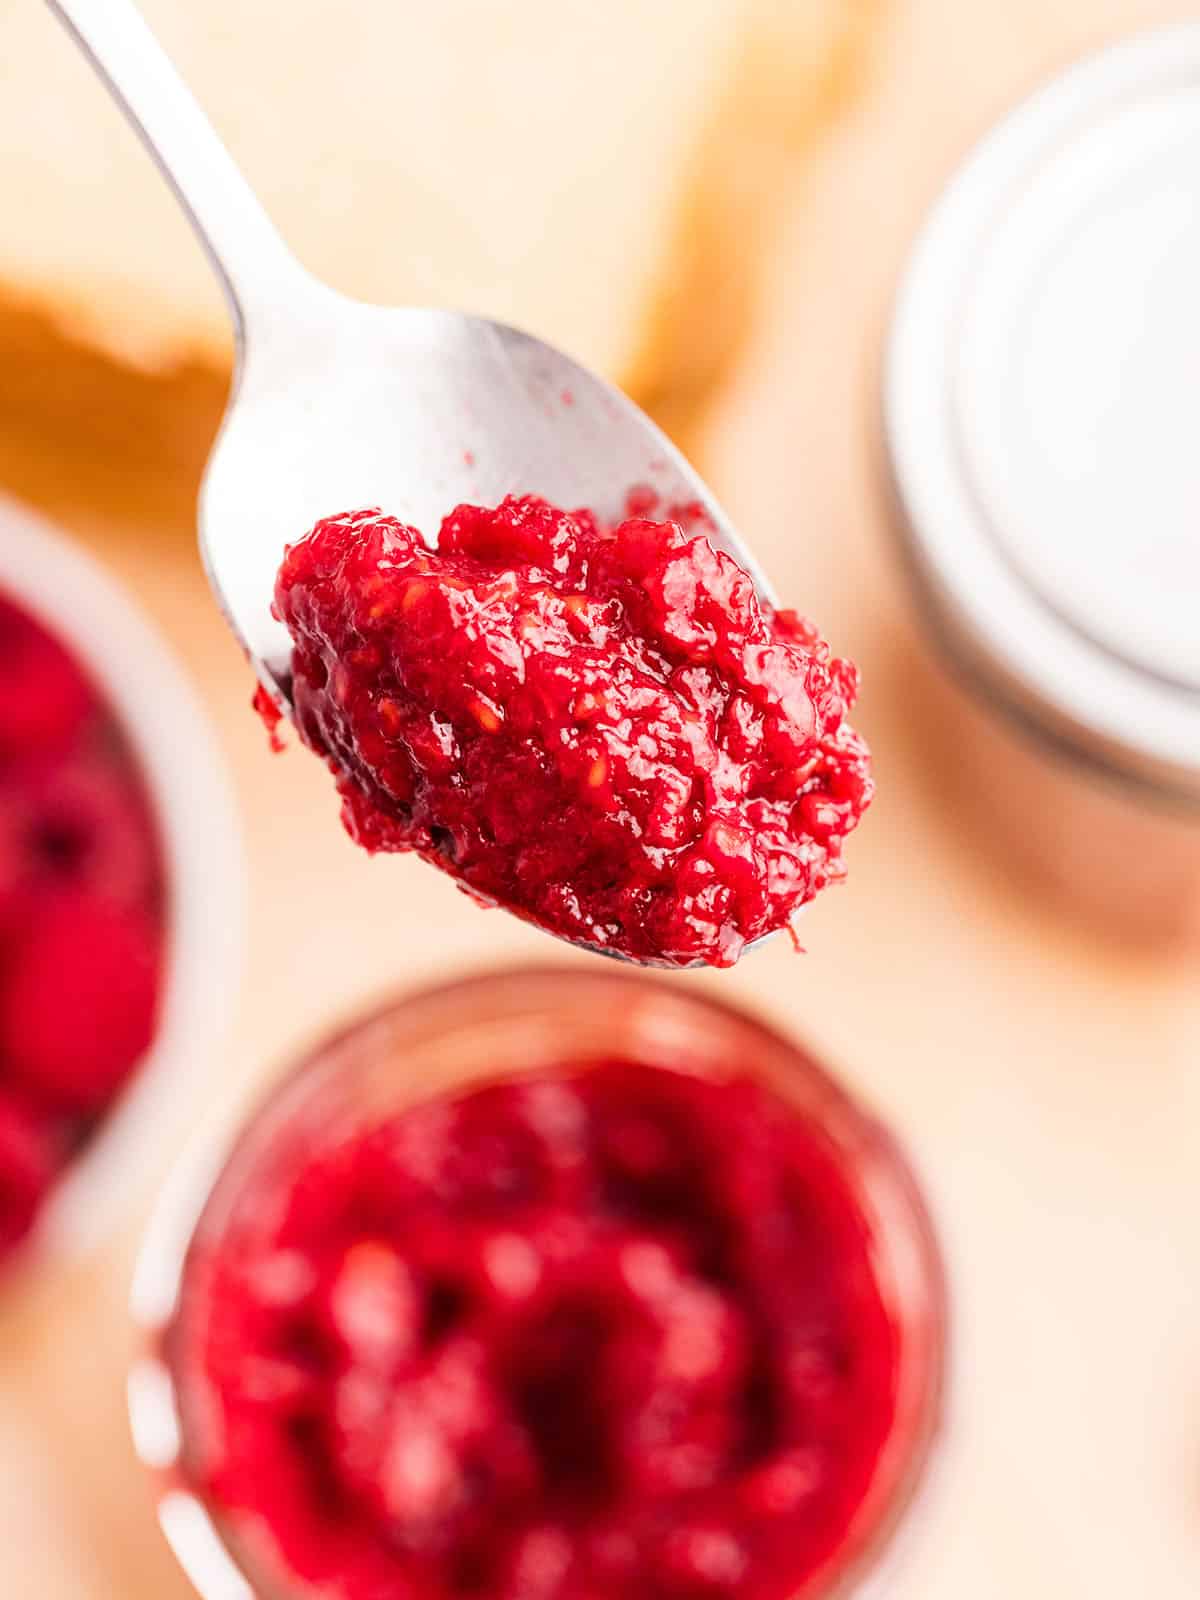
left=885, top=24, right=1200, bottom=798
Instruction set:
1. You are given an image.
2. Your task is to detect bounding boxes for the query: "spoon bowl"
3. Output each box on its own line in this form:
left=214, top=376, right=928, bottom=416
left=206, top=286, right=774, bottom=701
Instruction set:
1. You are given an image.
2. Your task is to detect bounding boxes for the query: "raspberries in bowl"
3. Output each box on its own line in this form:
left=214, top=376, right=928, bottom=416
left=0, top=496, right=242, bottom=1268
left=0, top=594, right=162, bottom=1256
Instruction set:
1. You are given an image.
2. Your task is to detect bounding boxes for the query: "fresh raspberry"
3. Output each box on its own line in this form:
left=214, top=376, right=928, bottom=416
left=0, top=589, right=167, bottom=1259
left=0, top=893, right=161, bottom=1113
left=0, top=1092, right=58, bottom=1257
left=0, top=597, right=95, bottom=756
left=13, top=746, right=161, bottom=912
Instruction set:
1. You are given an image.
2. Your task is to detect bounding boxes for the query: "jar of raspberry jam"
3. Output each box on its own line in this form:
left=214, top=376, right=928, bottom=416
left=131, top=968, right=946, bottom=1600
left=884, top=26, right=1200, bottom=947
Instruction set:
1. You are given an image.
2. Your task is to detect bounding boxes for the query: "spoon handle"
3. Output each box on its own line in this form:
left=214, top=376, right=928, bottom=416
left=46, top=0, right=307, bottom=340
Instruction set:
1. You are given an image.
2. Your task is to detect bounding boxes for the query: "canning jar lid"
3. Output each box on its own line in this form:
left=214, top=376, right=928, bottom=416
left=884, top=23, right=1200, bottom=802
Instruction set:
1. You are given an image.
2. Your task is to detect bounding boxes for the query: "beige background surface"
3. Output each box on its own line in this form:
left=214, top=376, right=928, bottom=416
left=2, top=1, right=1199, bottom=1596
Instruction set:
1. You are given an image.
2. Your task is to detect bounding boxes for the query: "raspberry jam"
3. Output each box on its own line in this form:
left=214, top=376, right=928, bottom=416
left=271, top=497, right=872, bottom=966
left=159, top=973, right=943, bottom=1600
left=0, top=593, right=164, bottom=1260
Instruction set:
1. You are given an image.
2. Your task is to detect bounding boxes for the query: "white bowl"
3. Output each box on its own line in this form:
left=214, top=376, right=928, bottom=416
left=0, top=492, right=245, bottom=1258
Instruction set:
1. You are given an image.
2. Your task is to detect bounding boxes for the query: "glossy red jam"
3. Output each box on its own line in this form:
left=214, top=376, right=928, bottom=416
left=272, top=497, right=872, bottom=966
left=178, top=1060, right=902, bottom=1600
left=0, top=593, right=164, bottom=1260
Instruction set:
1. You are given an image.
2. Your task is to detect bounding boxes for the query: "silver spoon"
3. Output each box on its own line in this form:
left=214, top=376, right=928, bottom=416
left=48, top=0, right=787, bottom=968
left=47, top=0, right=776, bottom=710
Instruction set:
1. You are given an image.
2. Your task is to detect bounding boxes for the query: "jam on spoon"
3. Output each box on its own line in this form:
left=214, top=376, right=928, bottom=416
left=268, top=496, right=872, bottom=967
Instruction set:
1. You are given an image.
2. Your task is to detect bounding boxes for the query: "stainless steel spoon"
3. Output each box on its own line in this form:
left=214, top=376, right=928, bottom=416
left=47, top=0, right=789, bottom=968
left=47, top=0, right=776, bottom=711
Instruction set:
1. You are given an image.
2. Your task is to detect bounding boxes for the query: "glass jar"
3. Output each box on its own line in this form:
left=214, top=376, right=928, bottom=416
left=129, top=967, right=947, bottom=1600
left=883, top=25, right=1200, bottom=947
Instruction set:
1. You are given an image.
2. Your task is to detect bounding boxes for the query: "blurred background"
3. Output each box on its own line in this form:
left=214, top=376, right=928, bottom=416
left=0, top=0, right=1198, bottom=1596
